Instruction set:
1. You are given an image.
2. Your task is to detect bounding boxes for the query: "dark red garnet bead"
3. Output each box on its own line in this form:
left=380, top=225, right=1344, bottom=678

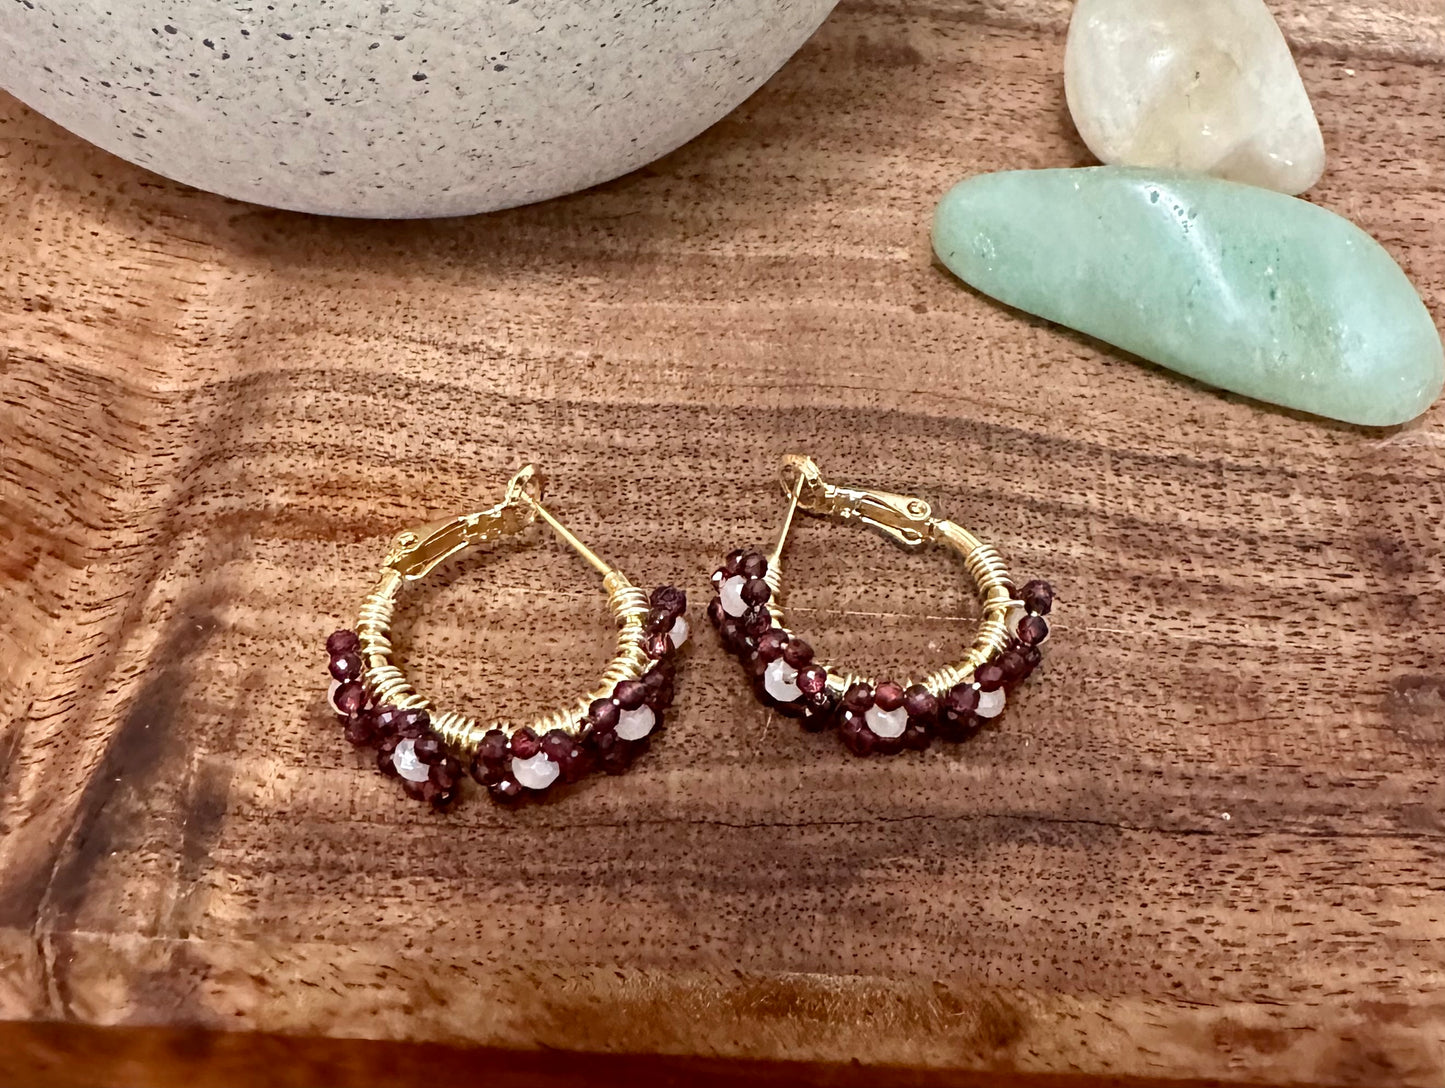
left=326, top=629, right=361, bottom=657
left=796, top=664, right=829, bottom=696
left=1023, top=645, right=1043, bottom=670
left=614, top=679, right=647, bottom=710
left=903, top=685, right=938, bottom=720
left=740, top=552, right=768, bottom=579
left=843, top=682, right=874, bottom=712
left=644, top=631, right=674, bottom=659
left=740, top=578, right=769, bottom=607
left=588, top=698, right=620, bottom=732
left=509, top=728, right=541, bottom=759
left=1020, top=579, right=1053, bottom=615
left=401, top=777, right=429, bottom=802
left=469, top=755, right=503, bottom=786
left=489, top=777, right=523, bottom=801
left=558, top=744, right=594, bottom=782
left=902, top=722, right=931, bottom=751
left=412, top=734, right=445, bottom=764
left=476, top=728, right=509, bottom=767
left=873, top=681, right=906, bottom=712
left=645, top=606, right=675, bottom=634
left=718, top=616, right=745, bottom=650
left=333, top=680, right=366, bottom=717
left=395, top=708, right=430, bottom=738
left=742, top=606, right=772, bottom=638
left=839, top=711, right=875, bottom=755
left=343, top=716, right=375, bottom=747
left=328, top=652, right=362, bottom=682
left=975, top=663, right=1006, bottom=692
left=998, top=650, right=1031, bottom=684
left=429, top=757, right=461, bottom=790
left=541, top=730, right=574, bottom=761
left=723, top=549, right=747, bottom=576
left=376, top=740, right=400, bottom=777
left=706, top=597, right=726, bottom=629
left=756, top=629, right=789, bottom=661
left=1016, top=614, right=1049, bottom=647
left=782, top=639, right=813, bottom=668
left=650, top=585, right=687, bottom=619
left=944, top=683, right=979, bottom=715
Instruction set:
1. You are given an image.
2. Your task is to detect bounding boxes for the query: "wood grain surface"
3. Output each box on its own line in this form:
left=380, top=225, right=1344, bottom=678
left=3, top=1, right=1445, bottom=1085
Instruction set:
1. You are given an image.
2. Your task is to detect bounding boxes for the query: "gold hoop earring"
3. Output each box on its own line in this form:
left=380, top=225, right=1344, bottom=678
left=326, top=465, right=688, bottom=806
left=708, top=455, right=1052, bottom=755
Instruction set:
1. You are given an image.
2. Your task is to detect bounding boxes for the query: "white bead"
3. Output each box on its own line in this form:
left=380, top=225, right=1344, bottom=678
left=719, top=575, right=749, bottom=617
left=616, top=705, right=656, bottom=741
left=763, top=658, right=801, bottom=703
left=327, top=678, right=345, bottom=714
left=976, top=688, right=1006, bottom=719
left=669, top=615, right=689, bottom=650
left=1006, top=604, right=1027, bottom=638
left=391, top=738, right=431, bottom=783
left=512, top=751, right=560, bottom=790
left=865, top=704, right=908, bottom=739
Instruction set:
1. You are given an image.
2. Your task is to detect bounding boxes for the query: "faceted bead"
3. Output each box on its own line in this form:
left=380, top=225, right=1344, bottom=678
left=476, top=728, right=509, bottom=767
left=975, top=663, right=1006, bottom=692
left=588, top=698, right=620, bottom=733
left=424, top=780, right=457, bottom=808
left=650, top=585, right=687, bottom=619
left=600, top=744, right=633, bottom=775
left=396, top=708, right=431, bottom=739
left=1020, top=579, right=1054, bottom=615
left=371, top=705, right=403, bottom=738
left=723, top=549, right=747, bottom=576
left=763, top=658, right=801, bottom=703
left=644, top=632, right=674, bottom=660
left=642, top=662, right=673, bottom=692
left=864, top=703, right=908, bottom=739
left=332, top=680, right=366, bottom=718
left=1005, top=604, right=1028, bottom=638
left=998, top=650, right=1031, bottom=685
left=645, top=607, right=675, bottom=634
left=707, top=597, right=726, bottom=630
left=429, top=757, right=462, bottom=790
left=756, top=629, right=789, bottom=661
left=411, top=734, right=445, bottom=764
left=782, top=639, right=813, bottom=668
left=839, top=712, right=875, bottom=755
left=873, top=681, right=906, bottom=712
left=902, top=722, right=932, bottom=750
left=748, top=652, right=771, bottom=680
left=798, top=691, right=836, bottom=731
left=718, top=617, right=745, bottom=651
left=935, top=712, right=979, bottom=742
left=719, top=575, right=749, bottom=617
left=326, top=629, right=361, bottom=657
left=668, top=615, right=689, bottom=650
left=541, top=730, right=574, bottom=761
left=904, top=685, right=938, bottom=720
left=469, top=754, right=504, bottom=785
left=614, top=680, right=647, bottom=710
left=740, top=552, right=768, bottom=579
left=616, top=705, right=656, bottom=741
left=646, top=681, right=675, bottom=710
left=843, top=682, right=874, bottom=712
left=742, top=606, right=772, bottom=638
left=944, top=684, right=979, bottom=715
left=329, top=652, right=362, bottom=682
left=401, top=777, right=429, bottom=802
left=343, top=716, right=375, bottom=747
left=391, top=738, right=432, bottom=783
left=873, top=731, right=905, bottom=756
left=976, top=687, right=1006, bottom=719
left=509, top=728, right=541, bottom=759
left=376, top=740, right=400, bottom=776
left=796, top=664, right=829, bottom=696
left=558, top=744, right=594, bottom=782
left=742, top=577, right=771, bottom=606
left=1017, top=614, right=1050, bottom=647
left=489, top=776, right=523, bottom=801
left=512, top=751, right=560, bottom=790
left=1023, top=645, right=1043, bottom=671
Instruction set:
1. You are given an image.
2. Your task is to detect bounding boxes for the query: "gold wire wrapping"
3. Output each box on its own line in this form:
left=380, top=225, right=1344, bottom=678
left=770, top=514, right=1020, bottom=699
left=356, top=564, right=653, bottom=758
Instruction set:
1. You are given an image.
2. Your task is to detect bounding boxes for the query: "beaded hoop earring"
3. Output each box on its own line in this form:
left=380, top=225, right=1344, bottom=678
left=325, top=465, right=687, bottom=806
left=708, top=455, right=1053, bottom=756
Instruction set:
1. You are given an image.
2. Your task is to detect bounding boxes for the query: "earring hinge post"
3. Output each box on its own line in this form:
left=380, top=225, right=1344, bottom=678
left=516, top=491, right=615, bottom=577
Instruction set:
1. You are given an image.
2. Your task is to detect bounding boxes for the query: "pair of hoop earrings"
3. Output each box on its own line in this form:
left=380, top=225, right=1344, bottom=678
left=325, top=457, right=1054, bottom=808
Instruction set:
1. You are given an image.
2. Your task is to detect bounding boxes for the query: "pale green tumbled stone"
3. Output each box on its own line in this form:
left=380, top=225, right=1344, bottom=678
left=932, top=166, right=1444, bottom=426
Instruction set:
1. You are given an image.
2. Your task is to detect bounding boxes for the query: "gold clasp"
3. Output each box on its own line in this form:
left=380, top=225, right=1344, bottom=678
left=776, top=454, right=935, bottom=550
left=384, top=464, right=546, bottom=580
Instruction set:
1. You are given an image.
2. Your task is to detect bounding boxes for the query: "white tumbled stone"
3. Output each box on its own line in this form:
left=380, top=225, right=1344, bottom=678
left=976, top=688, right=1006, bottom=719
left=327, top=678, right=345, bottom=714
left=616, top=705, right=657, bottom=741
left=512, top=751, right=560, bottom=790
left=1064, top=0, right=1325, bottom=194
left=391, top=738, right=431, bottom=783
left=763, top=658, right=801, bottom=703
left=669, top=615, right=690, bottom=651
left=719, top=576, right=749, bottom=618
left=864, top=704, right=908, bottom=739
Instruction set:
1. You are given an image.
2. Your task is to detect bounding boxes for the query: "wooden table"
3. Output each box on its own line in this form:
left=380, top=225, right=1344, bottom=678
left=3, top=1, right=1443, bottom=1084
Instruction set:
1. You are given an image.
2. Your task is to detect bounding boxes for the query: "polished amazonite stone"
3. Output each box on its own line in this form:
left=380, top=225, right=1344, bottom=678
left=932, top=167, right=1444, bottom=425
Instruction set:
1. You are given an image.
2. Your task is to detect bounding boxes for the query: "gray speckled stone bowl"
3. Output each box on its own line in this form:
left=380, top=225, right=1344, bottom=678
left=1, top=0, right=837, bottom=218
